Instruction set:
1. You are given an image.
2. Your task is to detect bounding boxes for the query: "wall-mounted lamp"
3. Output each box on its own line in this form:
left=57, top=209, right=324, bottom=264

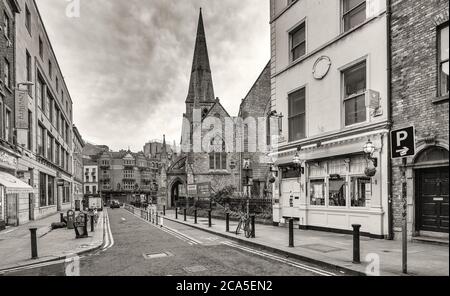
left=293, top=148, right=305, bottom=176
left=363, top=139, right=378, bottom=168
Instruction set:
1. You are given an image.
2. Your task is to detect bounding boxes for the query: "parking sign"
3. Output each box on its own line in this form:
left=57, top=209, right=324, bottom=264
left=391, top=126, right=416, bottom=159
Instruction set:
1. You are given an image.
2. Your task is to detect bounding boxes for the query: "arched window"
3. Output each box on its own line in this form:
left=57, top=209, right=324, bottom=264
left=202, top=108, right=209, bottom=119
left=209, top=137, right=227, bottom=170
left=415, top=146, right=449, bottom=165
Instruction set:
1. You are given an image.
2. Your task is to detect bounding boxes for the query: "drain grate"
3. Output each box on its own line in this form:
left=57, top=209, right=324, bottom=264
left=184, top=265, right=208, bottom=273
left=143, top=252, right=174, bottom=260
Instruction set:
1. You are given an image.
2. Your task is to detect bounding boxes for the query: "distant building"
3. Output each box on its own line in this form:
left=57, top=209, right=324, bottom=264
left=97, top=149, right=160, bottom=205
left=83, top=159, right=98, bottom=196
left=73, top=126, right=85, bottom=210
left=144, top=139, right=174, bottom=160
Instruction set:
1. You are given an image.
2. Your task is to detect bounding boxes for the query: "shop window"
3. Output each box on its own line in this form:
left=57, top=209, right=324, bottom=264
left=439, top=25, right=449, bottom=97
left=39, top=173, right=46, bottom=207
left=329, top=177, right=346, bottom=207
left=47, top=176, right=55, bottom=206
left=310, top=179, right=325, bottom=206
left=350, top=177, right=371, bottom=207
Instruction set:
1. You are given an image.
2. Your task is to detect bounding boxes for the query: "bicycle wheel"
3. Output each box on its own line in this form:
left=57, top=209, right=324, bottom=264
left=244, top=220, right=252, bottom=238
left=236, top=220, right=243, bottom=235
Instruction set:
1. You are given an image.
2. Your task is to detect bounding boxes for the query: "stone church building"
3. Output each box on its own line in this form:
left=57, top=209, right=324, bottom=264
left=157, top=9, right=273, bottom=209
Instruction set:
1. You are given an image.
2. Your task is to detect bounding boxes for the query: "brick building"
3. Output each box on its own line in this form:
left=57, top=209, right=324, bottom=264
left=97, top=149, right=160, bottom=205
left=390, top=0, right=449, bottom=241
left=72, top=125, right=84, bottom=210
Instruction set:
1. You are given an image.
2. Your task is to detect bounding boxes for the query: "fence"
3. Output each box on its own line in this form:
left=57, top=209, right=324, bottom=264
left=174, top=197, right=273, bottom=215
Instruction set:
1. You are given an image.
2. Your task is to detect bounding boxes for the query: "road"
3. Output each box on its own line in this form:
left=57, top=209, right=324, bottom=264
left=2, top=208, right=342, bottom=276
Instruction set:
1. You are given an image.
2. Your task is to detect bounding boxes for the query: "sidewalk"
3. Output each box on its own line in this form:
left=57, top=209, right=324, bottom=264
left=163, top=209, right=449, bottom=276
left=0, top=211, right=105, bottom=272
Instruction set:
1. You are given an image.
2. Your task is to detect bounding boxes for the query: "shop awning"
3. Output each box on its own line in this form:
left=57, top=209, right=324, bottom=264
left=0, top=171, right=34, bottom=194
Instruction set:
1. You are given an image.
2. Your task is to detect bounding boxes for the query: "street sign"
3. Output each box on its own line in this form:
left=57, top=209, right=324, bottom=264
left=187, top=184, right=197, bottom=197
left=391, top=126, right=416, bottom=159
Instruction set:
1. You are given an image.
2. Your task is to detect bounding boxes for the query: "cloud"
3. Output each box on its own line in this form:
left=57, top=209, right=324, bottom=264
left=36, top=0, right=270, bottom=151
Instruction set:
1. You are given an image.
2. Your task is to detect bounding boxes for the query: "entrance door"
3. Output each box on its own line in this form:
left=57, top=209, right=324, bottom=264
left=6, top=194, right=18, bottom=226
left=417, top=167, right=449, bottom=233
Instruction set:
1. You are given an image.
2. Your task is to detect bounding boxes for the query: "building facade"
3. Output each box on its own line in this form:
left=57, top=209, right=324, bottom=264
left=83, top=160, right=98, bottom=196
left=270, top=0, right=390, bottom=238
left=72, top=125, right=84, bottom=210
left=97, top=150, right=160, bottom=205
left=14, top=0, right=74, bottom=222
left=390, top=0, right=449, bottom=241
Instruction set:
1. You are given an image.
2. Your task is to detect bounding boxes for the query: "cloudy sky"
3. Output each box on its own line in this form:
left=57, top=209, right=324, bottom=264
left=36, top=0, right=270, bottom=151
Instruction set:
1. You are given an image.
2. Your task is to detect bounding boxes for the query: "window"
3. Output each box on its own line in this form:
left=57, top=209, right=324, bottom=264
left=288, top=88, right=306, bottom=142
left=37, top=124, right=45, bottom=157
left=209, top=137, right=227, bottom=170
left=55, top=142, right=60, bottom=166
left=5, top=109, right=11, bottom=142
left=3, top=59, right=10, bottom=88
left=39, top=173, right=46, bottom=207
left=310, top=179, right=325, bottom=206
left=47, top=176, right=55, bottom=206
left=45, top=92, right=50, bottom=117
left=56, top=107, right=60, bottom=132
left=36, top=75, right=44, bottom=109
left=56, top=76, right=59, bottom=92
left=27, top=111, right=33, bottom=150
left=3, top=12, right=9, bottom=38
left=47, top=133, right=53, bottom=161
left=26, top=51, right=32, bottom=94
left=350, top=177, right=371, bottom=207
left=343, top=61, right=367, bottom=126
left=342, top=0, right=366, bottom=32
left=93, top=186, right=97, bottom=194
left=329, top=177, right=346, bottom=207
left=0, top=101, right=3, bottom=140
left=4, top=108, right=11, bottom=141
left=290, top=22, right=306, bottom=62
left=25, top=5, right=31, bottom=34
left=63, top=187, right=70, bottom=203
left=48, top=60, right=52, bottom=78
left=439, top=25, right=449, bottom=97
left=39, top=37, right=43, bottom=58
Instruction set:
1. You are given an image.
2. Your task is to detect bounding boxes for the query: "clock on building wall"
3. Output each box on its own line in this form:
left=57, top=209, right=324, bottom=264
left=312, top=56, right=332, bottom=80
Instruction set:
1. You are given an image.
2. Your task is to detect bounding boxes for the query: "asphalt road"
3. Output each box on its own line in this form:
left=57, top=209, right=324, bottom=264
left=3, top=208, right=341, bottom=276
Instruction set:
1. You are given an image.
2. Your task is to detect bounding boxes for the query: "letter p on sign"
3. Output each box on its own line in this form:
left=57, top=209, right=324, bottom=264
left=391, top=126, right=416, bottom=159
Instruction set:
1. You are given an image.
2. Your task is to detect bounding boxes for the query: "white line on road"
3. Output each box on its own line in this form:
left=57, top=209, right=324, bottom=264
left=221, top=241, right=336, bottom=276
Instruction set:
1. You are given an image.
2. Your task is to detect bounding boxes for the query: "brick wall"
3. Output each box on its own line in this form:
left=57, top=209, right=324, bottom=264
left=390, top=0, right=449, bottom=234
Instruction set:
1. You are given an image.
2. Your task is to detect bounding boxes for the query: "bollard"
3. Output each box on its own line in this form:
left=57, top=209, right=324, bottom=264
left=208, top=210, right=212, bottom=228
left=175, top=208, right=178, bottom=220
left=251, top=215, right=256, bottom=238
left=289, top=219, right=294, bottom=248
left=90, top=215, right=95, bottom=232
left=163, top=206, right=166, bottom=216
left=29, top=228, right=38, bottom=259
left=226, top=213, right=230, bottom=232
left=194, top=209, right=198, bottom=224
left=156, top=213, right=159, bottom=226
left=184, top=209, right=187, bottom=222
left=84, top=214, right=88, bottom=236
left=60, top=213, right=64, bottom=223
left=352, top=224, right=361, bottom=264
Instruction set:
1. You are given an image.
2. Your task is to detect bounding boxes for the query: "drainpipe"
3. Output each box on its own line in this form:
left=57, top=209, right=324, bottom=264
left=386, top=0, right=394, bottom=240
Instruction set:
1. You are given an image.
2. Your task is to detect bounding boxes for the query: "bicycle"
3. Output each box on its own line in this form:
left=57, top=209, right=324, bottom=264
left=235, top=212, right=253, bottom=238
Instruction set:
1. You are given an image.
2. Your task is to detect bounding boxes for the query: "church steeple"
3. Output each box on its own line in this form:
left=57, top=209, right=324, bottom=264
left=186, top=8, right=215, bottom=105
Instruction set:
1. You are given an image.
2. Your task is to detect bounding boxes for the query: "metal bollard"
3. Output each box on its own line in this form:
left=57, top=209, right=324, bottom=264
left=90, top=215, right=95, bottom=232
left=175, top=208, right=178, bottom=220
left=60, top=213, right=64, bottom=223
left=251, top=215, right=256, bottom=238
left=194, top=209, right=198, bottom=224
left=156, top=213, right=159, bottom=226
left=226, top=213, right=230, bottom=232
left=84, top=214, right=88, bottom=235
left=163, top=206, right=166, bottom=216
left=208, top=210, right=212, bottom=228
left=352, top=224, right=361, bottom=264
left=289, top=219, right=294, bottom=248
left=29, top=228, right=38, bottom=259
left=184, top=209, right=187, bottom=222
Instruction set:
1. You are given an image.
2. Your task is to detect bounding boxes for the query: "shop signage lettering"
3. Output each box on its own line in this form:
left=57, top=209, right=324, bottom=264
left=15, top=90, right=29, bottom=129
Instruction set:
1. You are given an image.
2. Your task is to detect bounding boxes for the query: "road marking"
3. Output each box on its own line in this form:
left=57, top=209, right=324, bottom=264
left=124, top=209, right=200, bottom=246
left=221, top=241, right=336, bottom=276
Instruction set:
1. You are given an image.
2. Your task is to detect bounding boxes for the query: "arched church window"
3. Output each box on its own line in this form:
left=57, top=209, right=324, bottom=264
left=209, top=136, right=227, bottom=170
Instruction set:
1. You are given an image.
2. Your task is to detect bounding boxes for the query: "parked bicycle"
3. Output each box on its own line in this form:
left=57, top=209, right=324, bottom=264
left=235, top=211, right=253, bottom=238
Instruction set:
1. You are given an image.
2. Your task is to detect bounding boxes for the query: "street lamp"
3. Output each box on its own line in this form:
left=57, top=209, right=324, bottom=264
left=363, top=139, right=378, bottom=168
left=293, top=148, right=305, bottom=176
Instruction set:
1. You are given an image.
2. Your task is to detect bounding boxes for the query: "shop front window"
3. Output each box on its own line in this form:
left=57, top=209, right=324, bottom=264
left=329, top=177, right=346, bottom=207
left=350, top=177, right=371, bottom=207
left=310, top=179, right=325, bottom=206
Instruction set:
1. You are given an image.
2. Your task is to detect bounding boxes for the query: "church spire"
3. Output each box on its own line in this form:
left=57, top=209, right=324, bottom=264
left=186, top=8, right=215, bottom=104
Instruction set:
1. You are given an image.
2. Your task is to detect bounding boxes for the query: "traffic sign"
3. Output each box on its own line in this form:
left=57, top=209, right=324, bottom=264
left=391, top=126, right=416, bottom=159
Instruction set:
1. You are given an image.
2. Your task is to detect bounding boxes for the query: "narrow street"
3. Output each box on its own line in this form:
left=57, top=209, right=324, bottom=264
left=3, top=209, right=339, bottom=276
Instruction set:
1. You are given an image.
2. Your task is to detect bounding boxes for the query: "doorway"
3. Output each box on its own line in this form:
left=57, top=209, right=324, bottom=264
left=416, top=167, right=449, bottom=234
